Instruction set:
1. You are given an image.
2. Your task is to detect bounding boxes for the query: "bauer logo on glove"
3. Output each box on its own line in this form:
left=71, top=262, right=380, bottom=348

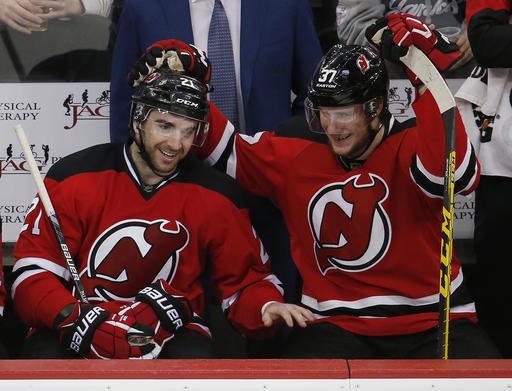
left=138, top=285, right=186, bottom=330
left=136, top=279, right=193, bottom=333
left=68, top=306, right=107, bottom=353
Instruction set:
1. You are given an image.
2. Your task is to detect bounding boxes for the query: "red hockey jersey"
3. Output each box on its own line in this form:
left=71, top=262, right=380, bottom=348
left=13, top=143, right=283, bottom=338
left=196, top=91, right=480, bottom=336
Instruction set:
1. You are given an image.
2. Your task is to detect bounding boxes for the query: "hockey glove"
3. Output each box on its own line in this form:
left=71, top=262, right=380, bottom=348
left=365, top=13, right=462, bottom=85
left=117, top=301, right=175, bottom=351
left=58, top=303, right=158, bottom=359
left=135, top=279, right=193, bottom=333
left=128, top=39, right=211, bottom=87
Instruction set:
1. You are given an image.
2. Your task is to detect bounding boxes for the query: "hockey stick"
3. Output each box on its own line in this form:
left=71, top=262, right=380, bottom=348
left=399, top=46, right=456, bottom=360
left=14, top=124, right=89, bottom=304
left=15, top=125, right=156, bottom=347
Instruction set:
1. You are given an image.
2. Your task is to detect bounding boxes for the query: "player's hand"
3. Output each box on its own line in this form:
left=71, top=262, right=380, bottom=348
left=365, top=13, right=462, bottom=84
left=135, top=279, right=193, bottom=333
left=30, top=0, right=86, bottom=19
left=0, top=0, right=45, bottom=34
left=261, top=302, right=315, bottom=328
left=128, top=39, right=211, bottom=87
left=116, top=301, right=175, bottom=356
left=58, top=304, right=159, bottom=359
left=451, top=32, right=473, bottom=68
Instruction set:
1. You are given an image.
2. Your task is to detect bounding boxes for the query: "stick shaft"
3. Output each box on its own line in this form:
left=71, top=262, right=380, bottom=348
left=400, top=47, right=456, bottom=359
left=14, top=124, right=89, bottom=304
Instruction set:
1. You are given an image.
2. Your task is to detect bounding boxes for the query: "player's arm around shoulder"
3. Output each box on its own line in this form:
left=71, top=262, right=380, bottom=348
left=195, top=174, right=313, bottom=338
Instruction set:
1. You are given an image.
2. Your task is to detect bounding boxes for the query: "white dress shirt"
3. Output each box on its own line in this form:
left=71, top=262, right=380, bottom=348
left=189, top=0, right=245, bottom=132
left=81, top=0, right=113, bottom=17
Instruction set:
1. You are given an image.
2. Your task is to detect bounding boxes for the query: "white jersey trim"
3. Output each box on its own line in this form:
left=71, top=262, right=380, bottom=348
left=411, top=137, right=476, bottom=198
left=301, top=268, right=463, bottom=312
left=11, top=269, right=45, bottom=298
left=13, top=257, right=71, bottom=279
left=205, top=121, right=235, bottom=166
left=12, top=257, right=72, bottom=298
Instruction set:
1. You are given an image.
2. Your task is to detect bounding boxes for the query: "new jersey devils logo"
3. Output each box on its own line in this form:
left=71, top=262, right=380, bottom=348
left=308, top=174, right=391, bottom=274
left=357, top=54, right=369, bottom=74
left=82, top=219, right=189, bottom=301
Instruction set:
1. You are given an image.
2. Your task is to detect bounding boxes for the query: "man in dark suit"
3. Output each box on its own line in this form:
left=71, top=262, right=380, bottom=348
left=109, top=0, right=322, bottom=141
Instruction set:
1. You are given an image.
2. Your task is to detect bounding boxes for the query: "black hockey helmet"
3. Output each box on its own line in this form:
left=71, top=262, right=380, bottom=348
left=307, top=43, right=388, bottom=107
left=131, top=67, right=210, bottom=146
left=305, top=44, right=389, bottom=133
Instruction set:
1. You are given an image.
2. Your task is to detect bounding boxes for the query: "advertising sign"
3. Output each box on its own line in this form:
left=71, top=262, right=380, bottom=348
left=0, top=80, right=474, bottom=243
left=0, top=83, right=110, bottom=242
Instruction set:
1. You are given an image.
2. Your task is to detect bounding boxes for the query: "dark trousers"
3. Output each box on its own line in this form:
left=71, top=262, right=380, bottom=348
left=280, top=319, right=501, bottom=359
left=473, top=175, right=512, bottom=357
left=18, top=328, right=214, bottom=359
left=0, top=342, right=8, bottom=359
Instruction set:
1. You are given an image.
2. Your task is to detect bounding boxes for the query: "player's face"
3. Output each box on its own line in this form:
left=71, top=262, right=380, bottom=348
left=137, top=110, right=198, bottom=176
left=320, top=104, right=373, bottom=159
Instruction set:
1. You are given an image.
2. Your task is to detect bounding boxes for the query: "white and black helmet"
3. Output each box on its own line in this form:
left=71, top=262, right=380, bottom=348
left=131, top=68, right=210, bottom=145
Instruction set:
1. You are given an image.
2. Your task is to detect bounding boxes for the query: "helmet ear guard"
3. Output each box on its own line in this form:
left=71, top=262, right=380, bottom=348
left=363, top=98, right=378, bottom=119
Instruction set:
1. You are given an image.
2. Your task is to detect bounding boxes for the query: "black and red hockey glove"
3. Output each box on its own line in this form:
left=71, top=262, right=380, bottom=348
left=57, top=303, right=158, bottom=359
left=116, top=300, right=175, bottom=350
left=135, top=279, right=193, bottom=333
left=365, top=13, right=462, bottom=85
left=128, top=39, right=211, bottom=87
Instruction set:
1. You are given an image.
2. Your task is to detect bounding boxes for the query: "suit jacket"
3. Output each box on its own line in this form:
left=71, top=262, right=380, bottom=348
left=109, top=0, right=323, bottom=141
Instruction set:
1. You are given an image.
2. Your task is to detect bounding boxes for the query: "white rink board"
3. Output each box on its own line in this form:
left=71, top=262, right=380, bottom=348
left=1, top=377, right=511, bottom=391
left=0, top=379, right=347, bottom=391
left=352, top=377, right=512, bottom=391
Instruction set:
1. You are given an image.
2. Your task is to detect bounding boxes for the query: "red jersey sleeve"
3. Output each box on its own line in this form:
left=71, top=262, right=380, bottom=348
left=12, top=176, right=82, bottom=328
left=195, top=102, right=313, bottom=204
left=404, top=90, right=480, bottom=198
left=204, top=199, right=283, bottom=338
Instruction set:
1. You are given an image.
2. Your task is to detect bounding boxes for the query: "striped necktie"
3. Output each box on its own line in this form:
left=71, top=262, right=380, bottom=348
left=207, top=0, right=240, bottom=129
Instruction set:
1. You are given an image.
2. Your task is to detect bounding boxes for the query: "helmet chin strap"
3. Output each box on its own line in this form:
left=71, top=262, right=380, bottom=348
left=353, top=119, right=384, bottom=160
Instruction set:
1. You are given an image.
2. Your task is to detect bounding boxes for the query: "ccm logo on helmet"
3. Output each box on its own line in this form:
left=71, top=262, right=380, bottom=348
left=176, top=98, right=199, bottom=108
left=139, top=286, right=185, bottom=330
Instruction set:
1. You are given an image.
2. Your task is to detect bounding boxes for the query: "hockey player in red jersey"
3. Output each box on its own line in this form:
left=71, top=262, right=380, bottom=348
left=136, top=19, right=501, bottom=357
left=11, top=43, right=313, bottom=359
